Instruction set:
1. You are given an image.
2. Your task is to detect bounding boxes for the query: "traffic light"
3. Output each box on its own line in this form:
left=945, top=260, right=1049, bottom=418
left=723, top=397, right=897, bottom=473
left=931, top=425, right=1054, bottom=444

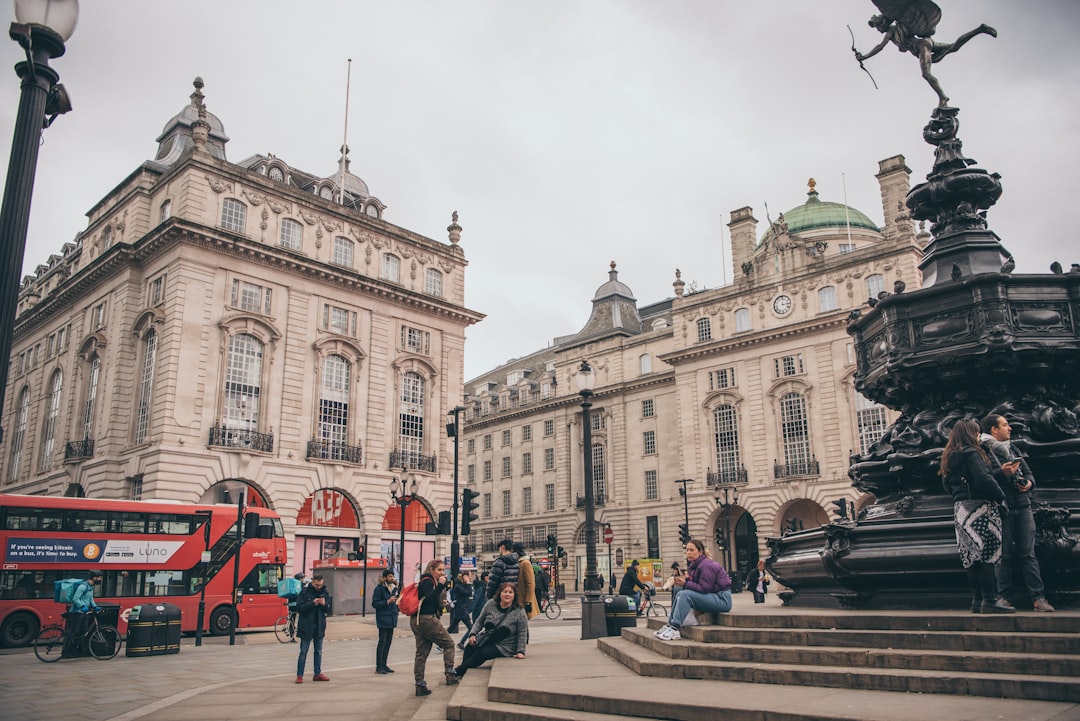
left=557, top=545, right=566, bottom=559
left=679, top=523, right=691, bottom=545
left=546, top=534, right=556, bottom=556
left=714, top=526, right=725, bottom=549
left=438, top=510, right=451, bottom=535
left=831, top=498, right=849, bottom=520
left=461, top=488, right=480, bottom=536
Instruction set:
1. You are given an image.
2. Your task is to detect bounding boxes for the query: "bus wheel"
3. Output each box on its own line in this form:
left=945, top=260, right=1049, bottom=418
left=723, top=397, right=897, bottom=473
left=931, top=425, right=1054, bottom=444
left=1, top=611, right=40, bottom=648
left=209, top=607, right=236, bottom=636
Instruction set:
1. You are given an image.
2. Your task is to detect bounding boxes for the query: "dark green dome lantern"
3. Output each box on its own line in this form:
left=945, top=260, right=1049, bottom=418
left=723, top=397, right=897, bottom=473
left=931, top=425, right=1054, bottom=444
left=760, top=178, right=879, bottom=247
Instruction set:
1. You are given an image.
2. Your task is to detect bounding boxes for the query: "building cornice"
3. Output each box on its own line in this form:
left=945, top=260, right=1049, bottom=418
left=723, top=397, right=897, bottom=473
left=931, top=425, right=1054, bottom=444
left=658, top=313, right=850, bottom=365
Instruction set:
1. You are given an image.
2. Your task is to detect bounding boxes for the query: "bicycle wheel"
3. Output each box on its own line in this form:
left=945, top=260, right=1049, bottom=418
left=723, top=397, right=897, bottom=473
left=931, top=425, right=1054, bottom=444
left=33, top=625, right=67, bottom=663
left=88, top=625, right=121, bottom=660
left=544, top=600, right=561, bottom=620
left=649, top=602, right=667, bottom=617
left=274, top=615, right=293, bottom=643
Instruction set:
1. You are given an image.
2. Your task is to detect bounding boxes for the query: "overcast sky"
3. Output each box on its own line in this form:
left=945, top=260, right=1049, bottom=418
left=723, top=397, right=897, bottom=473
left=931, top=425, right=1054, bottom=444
left=2, top=1, right=1077, bottom=381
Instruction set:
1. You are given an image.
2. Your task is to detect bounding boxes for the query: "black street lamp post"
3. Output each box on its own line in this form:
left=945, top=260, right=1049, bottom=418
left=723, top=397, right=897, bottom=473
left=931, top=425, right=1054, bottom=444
left=389, top=476, right=418, bottom=583
left=676, top=478, right=692, bottom=543
left=576, top=360, right=606, bottom=639
left=447, top=406, right=466, bottom=581
left=194, top=509, right=212, bottom=647
left=714, top=485, right=739, bottom=575
left=0, top=0, right=77, bottom=438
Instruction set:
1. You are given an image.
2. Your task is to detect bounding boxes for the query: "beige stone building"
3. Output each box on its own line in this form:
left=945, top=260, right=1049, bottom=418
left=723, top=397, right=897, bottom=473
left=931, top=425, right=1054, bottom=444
left=1, top=80, right=482, bottom=575
left=461, top=156, right=922, bottom=592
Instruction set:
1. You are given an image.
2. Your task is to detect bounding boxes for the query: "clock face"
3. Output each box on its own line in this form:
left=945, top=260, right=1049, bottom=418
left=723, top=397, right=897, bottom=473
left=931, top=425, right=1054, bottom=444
left=773, top=295, right=793, bottom=315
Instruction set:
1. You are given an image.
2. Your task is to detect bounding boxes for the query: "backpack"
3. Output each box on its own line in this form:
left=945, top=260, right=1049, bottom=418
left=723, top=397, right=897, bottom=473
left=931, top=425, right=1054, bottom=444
left=397, top=583, right=420, bottom=616
left=53, top=578, right=86, bottom=604
left=277, top=577, right=302, bottom=600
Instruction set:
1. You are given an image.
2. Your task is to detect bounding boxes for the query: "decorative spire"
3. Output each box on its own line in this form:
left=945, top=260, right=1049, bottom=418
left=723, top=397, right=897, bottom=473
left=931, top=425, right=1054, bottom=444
left=673, top=268, right=685, bottom=297
left=447, top=211, right=461, bottom=245
left=609, top=260, right=618, bottom=280
left=190, top=77, right=210, bottom=150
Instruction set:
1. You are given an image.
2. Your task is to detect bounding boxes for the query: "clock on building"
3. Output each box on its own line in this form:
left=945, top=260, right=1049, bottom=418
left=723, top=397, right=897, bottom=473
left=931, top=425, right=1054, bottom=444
left=773, top=294, right=793, bottom=316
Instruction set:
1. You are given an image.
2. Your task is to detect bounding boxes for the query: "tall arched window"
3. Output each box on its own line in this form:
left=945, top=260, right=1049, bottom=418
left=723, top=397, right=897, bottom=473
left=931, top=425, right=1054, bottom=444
left=382, top=254, right=401, bottom=283
left=134, top=332, right=157, bottom=443
left=221, top=198, right=247, bottom=233
left=398, top=371, right=425, bottom=464
left=592, top=443, right=607, bottom=503
left=81, top=356, right=101, bottom=441
left=319, top=355, right=350, bottom=449
left=223, top=333, right=264, bottom=432
left=855, top=392, right=889, bottom=456
left=639, top=353, right=652, bottom=375
left=713, top=404, right=742, bottom=484
left=39, top=370, right=63, bottom=472
left=159, top=199, right=172, bottom=223
left=779, top=392, right=811, bottom=474
left=279, top=218, right=303, bottom=251
left=7, top=387, right=30, bottom=480
left=425, top=268, right=443, bottom=297
left=696, top=317, right=712, bottom=342
left=332, top=236, right=354, bottom=267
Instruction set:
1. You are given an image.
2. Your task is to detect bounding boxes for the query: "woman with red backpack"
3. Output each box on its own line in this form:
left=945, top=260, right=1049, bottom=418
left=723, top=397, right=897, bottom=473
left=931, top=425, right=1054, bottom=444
left=409, top=559, right=457, bottom=696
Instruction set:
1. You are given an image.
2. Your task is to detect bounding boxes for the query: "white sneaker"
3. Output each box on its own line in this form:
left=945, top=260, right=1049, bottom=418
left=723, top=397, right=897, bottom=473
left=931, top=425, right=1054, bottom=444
left=653, top=624, right=672, bottom=638
left=656, top=625, right=681, bottom=641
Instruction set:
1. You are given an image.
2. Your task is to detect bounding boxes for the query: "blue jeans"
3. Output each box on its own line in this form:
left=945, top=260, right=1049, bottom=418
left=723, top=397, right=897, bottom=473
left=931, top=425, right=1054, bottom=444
left=995, top=505, right=1045, bottom=600
left=297, top=636, right=323, bottom=676
left=669, top=589, right=732, bottom=627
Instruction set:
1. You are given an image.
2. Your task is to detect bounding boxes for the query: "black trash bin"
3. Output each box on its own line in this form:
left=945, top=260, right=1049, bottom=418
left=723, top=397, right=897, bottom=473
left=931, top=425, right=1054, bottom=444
left=603, top=595, right=637, bottom=637
left=126, top=603, right=182, bottom=657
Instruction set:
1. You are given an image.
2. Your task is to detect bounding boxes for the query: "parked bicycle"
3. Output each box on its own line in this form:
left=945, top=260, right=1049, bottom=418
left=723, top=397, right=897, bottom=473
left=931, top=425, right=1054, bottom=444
left=539, top=596, right=561, bottom=620
left=274, top=608, right=298, bottom=643
left=34, top=609, right=121, bottom=662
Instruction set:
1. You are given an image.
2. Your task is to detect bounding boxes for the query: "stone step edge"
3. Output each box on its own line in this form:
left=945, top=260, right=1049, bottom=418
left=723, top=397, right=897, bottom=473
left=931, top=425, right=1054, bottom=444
left=478, top=645, right=1077, bottom=721
left=620, top=626, right=1080, bottom=674
left=446, top=667, right=491, bottom=721
left=598, top=636, right=1080, bottom=701
left=665, top=612, right=1079, bottom=633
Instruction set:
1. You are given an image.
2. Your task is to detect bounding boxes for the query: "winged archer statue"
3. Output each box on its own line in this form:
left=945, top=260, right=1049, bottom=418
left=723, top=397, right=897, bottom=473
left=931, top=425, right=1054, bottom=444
left=853, top=0, right=997, bottom=106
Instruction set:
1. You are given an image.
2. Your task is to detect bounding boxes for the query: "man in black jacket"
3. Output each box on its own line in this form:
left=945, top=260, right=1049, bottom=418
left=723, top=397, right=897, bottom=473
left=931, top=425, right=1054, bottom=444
left=295, top=574, right=332, bottom=683
left=619, top=560, right=648, bottom=615
left=980, top=414, right=1055, bottom=612
left=485, top=539, right=519, bottom=600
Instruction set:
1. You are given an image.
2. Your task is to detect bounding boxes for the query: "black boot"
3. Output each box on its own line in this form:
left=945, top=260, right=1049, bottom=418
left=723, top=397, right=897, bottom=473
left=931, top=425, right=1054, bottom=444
left=976, top=563, right=1015, bottom=614
left=966, top=566, right=982, bottom=613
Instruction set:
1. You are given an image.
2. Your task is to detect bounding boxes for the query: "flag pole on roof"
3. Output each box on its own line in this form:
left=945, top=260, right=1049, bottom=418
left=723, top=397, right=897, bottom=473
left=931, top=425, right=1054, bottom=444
left=338, top=58, right=353, bottom=206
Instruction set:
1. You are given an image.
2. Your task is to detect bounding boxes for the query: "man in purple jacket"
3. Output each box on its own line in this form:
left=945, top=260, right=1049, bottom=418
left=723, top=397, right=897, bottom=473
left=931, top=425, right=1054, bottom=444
left=655, top=538, right=732, bottom=641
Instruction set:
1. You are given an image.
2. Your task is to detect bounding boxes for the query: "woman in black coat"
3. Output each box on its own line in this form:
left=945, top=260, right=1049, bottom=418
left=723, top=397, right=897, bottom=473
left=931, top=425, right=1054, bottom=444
left=371, top=569, right=399, bottom=674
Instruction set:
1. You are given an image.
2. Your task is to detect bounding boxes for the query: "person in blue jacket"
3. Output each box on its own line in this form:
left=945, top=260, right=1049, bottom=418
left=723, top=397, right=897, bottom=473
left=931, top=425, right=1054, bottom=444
left=372, top=569, right=399, bottom=674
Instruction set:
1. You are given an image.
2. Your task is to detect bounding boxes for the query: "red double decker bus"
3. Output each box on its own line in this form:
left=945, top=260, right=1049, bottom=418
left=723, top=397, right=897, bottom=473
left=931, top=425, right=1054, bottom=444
left=0, top=493, right=288, bottom=647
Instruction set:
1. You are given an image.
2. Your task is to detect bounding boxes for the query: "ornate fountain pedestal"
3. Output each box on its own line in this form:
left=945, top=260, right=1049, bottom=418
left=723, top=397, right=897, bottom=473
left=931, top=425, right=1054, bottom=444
left=767, top=107, right=1080, bottom=609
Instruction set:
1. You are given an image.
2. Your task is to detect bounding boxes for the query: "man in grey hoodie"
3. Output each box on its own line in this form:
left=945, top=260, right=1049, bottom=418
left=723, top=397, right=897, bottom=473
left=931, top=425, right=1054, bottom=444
left=980, top=414, right=1054, bottom=612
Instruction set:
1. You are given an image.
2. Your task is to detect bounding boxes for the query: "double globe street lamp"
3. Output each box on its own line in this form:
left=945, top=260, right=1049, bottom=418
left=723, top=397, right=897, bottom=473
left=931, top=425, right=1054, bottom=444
left=389, top=476, right=418, bottom=583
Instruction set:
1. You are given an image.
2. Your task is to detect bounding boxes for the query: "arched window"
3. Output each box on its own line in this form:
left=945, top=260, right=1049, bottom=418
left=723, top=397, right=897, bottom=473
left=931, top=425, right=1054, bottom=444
left=855, top=392, right=889, bottom=456
left=696, top=317, right=712, bottom=342
left=279, top=218, right=303, bottom=251
left=866, top=274, right=885, bottom=300
left=81, top=356, right=101, bottom=441
left=639, top=353, right=652, bottom=375
left=159, top=199, right=172, bottom=223
left=319, top=355, right=351, bottom=449
left=101, top=225, right=113, bottom=250
left=713, top=404, right=742, bottom=484
left=134, top=331, right=157, bottom=443
left=7, top=387, right=30, bottom=480
left=221, top=198, right=247, bottom=233
left=332, top=236, right=354, bottom=268
left=399, top=372, right=425, bottom=465
left=223, top=333, right=264, bottom=432
left=425, top=267, right=443, bottom=297
left=591, top=444, right=607, bottom=503
left=39, top=370, right=63, bottom=472
left=818, top=286, right=838, bottom=312
left=268, top=166, right=285, bottom=182
left=734, top=308, right=751, bottom=332
left=382, top=254, right=401, bottom=283
left=779, top=392, right=811, bottom=474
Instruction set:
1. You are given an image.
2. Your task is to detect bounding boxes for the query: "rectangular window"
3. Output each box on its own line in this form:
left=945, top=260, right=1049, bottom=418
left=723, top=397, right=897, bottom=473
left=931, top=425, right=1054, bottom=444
left=382, top=254, right=401, bottom=283
left=643, top=430, right=656, bottom=455
left=774, top=354, right=804, bottom=378
left=734, top=308, right=751, bottom=332
left=424, top=268, right=443, bottom=297
left=645, top=470, right=658, bottom=501
left=592, top=444, right=606, bottom=502
left=483, top=434, right=492, bottom=450
left=522, top=452, right=532, bottom=475
left=129, top=476, right=143, bottom=501
left=523, top=487, right=533, bottom=514
left=544, top=484, right=555, bottom=511
left=506, top=370, right=525, bottom=385
left=713, top=404, right=742, bottom=484
left=501, top=456, right=512, bottom=478
left=467, top=438, right=475, bottom=453
left=540, top=382, right=551, bottom=399
left=642, top=399, right=654, bottom=418
left=856, top=393, right=889, bottom=456
left=230, top=279, right=272, bottom=314
left=332, top=236, right=354, bottom=268
left=91, top=302, right=107, bottom=330
left=221, top=198, right=246, bottom=233
left=780, top=392, right=812, bottom=474
left=467, top=464, right=475, bottom=483
left=639, top=354, right=652, bottom=375
left=323, top=304, right=357, bottom=336
left=591, top=414, right=604, bottom=432
left=483, top=493, right=492, bottom=518
left=502, top=490, right=511, bottom=516
left=838, top=243, right=856, bottom=254
left=544, top=447, right=555, bottom=470
left=401, top=326, right=430, bottom=355
left=502, top=429, right=511, bottom=446
left=708, top=367, right=736, bottom=390
left=697, top=318, right=712, bottom=342
left=818, top=285, right=838, bottom=312
left=544, top=419, right=554, bottom=436
left=483, top=460, right=492, bottom=481
left=866, top=274, right=886, bottom=299
left=521, top=425, right=532, bottom=442
left=149, top=275, right=166, bottom=306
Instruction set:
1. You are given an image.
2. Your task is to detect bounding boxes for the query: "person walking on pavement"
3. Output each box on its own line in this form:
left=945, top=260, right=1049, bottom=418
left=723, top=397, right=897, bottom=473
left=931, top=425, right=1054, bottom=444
left=980, top=414, right=1055, bottom=612
left=410, top=559, right=457, bottom=696
left=485, top=539, right=519, bottom=599
left=619, top=560, right=649, bottom=615
left=448, top=571, right=473, bottom=633
left=512, top=542, right=539, bottom=619
left=372, top=569, right=399, bottom=674
left=746, top=560, right=771, bottom=604
left=295, top=574, right=332, bottom=683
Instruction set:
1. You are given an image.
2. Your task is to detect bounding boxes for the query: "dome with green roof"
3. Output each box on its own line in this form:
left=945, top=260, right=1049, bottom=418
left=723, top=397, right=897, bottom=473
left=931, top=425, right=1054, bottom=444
left=760, top=178, right=879, bottom=244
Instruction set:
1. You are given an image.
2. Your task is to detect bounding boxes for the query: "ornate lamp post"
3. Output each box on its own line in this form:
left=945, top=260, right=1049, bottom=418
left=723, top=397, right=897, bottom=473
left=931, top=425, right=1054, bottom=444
left=389, top=476, right=418, bottom=583
left=714, top=484, right=739, bottom=575
left=576, top=360, right=606, bottom=639
left=0, top=0, right=77, bottom=438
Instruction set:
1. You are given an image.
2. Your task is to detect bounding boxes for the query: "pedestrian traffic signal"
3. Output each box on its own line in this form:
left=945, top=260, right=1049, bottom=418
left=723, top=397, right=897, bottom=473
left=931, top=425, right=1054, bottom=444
left=557, top=545, right=566, bottom=559
left=461, top=488, right=480, bottom=536
left=831, top=498, right=849, bottom=520
left=714, top=526, right=725, bottom=549
left=546, top=534, right=556, bottom=555
left=679, top=523, right=691, bottom=545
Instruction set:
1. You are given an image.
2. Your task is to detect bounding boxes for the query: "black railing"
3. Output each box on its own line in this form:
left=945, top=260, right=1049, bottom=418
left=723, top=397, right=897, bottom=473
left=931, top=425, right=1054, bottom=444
left=773, top=457, right=820, bottom=479
left=462, top=542, right=477, bottom=554
left=389, top=449, right=437, bottom=473
left=706, top=466, right=748, bottom=486
left=482, top=540, right=498, bottom=552
left=306, top=438, right=363, bottom=464
left=64, top=438, right=95, bottom=461
left=209, top=424, right=274, bottom=453
left=575, top=493, right=606, bottom=509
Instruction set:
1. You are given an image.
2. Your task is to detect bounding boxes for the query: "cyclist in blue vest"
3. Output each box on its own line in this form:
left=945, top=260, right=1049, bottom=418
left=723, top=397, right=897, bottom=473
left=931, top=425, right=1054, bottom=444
left=64, top=571, right=102, bottom=656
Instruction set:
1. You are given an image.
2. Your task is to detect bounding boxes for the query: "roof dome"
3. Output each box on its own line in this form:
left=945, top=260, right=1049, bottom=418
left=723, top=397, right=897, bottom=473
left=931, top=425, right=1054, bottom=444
left=763, top=178, right=878, bottom=242
left=592, top=261, right=636, bottom=301
left=328, top=145, right=369, bottom=198
left=153, top=78, right=229, bottom=165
